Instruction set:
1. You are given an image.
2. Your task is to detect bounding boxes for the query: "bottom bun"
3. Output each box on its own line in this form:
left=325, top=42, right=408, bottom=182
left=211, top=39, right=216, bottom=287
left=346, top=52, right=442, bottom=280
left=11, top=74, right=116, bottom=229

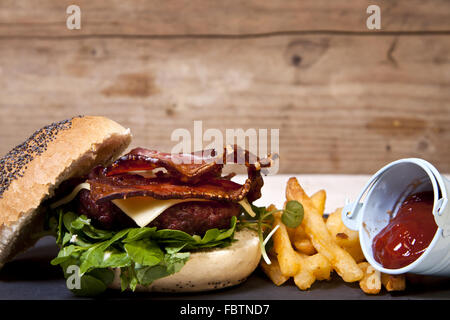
left=109, top=229, right=261, bottom=292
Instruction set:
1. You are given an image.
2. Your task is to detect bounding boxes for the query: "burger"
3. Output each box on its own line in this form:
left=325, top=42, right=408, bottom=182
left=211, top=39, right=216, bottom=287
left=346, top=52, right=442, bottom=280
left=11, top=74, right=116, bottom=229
left=0, top=116, right=277, bottom=296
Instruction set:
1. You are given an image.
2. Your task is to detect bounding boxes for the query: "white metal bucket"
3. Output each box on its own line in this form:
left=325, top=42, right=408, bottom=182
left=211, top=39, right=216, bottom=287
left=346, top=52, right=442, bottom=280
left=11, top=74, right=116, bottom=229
left=342, top=158, right=450, bottom=276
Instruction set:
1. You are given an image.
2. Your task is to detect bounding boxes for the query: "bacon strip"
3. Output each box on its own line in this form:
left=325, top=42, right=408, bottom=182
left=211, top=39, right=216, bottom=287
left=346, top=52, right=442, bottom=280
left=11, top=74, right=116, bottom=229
left=88, top=175, right=253, bottom=203
left=88, top=146, right=271, bottom=204
left=104, top=148, right=222, bottom=183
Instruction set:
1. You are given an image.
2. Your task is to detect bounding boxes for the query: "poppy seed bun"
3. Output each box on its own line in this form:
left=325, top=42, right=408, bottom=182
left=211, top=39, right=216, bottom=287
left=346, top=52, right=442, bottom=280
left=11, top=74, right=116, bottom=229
left=109, top=229, right=261, bottom=292
left=0, top=116, right=132, bottom=269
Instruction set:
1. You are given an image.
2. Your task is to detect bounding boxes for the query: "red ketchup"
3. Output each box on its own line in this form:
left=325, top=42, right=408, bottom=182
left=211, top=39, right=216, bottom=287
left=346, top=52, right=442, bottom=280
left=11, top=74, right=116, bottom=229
left=372, top=191, right=438, bottom=269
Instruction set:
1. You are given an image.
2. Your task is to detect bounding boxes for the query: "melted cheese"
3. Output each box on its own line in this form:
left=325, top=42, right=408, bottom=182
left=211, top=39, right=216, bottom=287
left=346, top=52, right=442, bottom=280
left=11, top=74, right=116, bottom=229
left=111, top=197, right=199, bottom=227
left=50, top=183, right=91, bottom=209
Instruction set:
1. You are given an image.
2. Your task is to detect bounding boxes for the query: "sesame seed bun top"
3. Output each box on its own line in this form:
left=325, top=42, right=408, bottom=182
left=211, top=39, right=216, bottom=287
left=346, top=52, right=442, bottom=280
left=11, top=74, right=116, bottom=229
left=0, top=116, right=132, bottom=268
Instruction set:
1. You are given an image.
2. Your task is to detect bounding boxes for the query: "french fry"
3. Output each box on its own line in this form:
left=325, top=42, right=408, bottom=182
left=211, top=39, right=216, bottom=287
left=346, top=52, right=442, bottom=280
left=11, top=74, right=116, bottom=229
left=358, top=262, right=381, bottom=294
left=260, top=256, right=290, bottom=286
left=272, top=212, right=302, bottom=277
left=293, top=252, right=332, bottom=290
left=381, top=273, right=406, bottom=292
left=300, top=252, right=332, bottom=281
left=293, top=226, right=316, bottom=255
left=291, top=190, right=325, bottom=255
left=271, top=209, right=323, bottom=290
left=326, top=208, right=365, bottom=263
left=293, top=256, right=316, bottom=290
left=286, top=177, right=363, bottom=282
left=262, top=181, right=406, bottom=295
left=311, top=190, right=326, bottom=215
left=309, top=255, right=332, bottom=281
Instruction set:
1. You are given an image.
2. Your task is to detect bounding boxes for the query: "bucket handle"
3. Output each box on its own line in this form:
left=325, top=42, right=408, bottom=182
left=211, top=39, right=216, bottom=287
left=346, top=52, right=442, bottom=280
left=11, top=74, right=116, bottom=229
left=342, top=172, right=381, bottom=231
left=419, top=158, right=450, bottom=237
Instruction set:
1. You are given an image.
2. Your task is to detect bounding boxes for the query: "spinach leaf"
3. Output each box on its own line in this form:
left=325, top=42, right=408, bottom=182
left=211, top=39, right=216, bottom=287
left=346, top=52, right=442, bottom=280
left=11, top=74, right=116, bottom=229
left=124, top=239, right=164, bottom=267
left=62, top=212, right=79, bottom=231
left=50, top=245, right=83, bottom=265
left=72, top=274, right=107, bottom=297
left=135, top=251, right=190, bottom=286
left=123, top=227, right=157, bottom=243
left=89, top=268, right=114, bottom=287
left=164, top=251, right=190, bottom=274
left=136, top=265, right=170, bottom=286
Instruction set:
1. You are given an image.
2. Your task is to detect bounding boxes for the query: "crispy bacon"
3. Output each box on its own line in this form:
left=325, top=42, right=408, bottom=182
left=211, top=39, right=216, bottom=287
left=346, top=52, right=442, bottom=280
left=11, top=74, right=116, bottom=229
left=104, top=148, right=223, bottom=183
left=88, top=175, right=252, bottom=203
left=87, top=146, right=272, bottom=204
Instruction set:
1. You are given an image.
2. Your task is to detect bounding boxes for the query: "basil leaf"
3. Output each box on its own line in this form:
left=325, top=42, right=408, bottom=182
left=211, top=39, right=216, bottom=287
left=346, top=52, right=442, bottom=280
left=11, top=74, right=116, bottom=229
left=282, top=200, right=304, bottom=228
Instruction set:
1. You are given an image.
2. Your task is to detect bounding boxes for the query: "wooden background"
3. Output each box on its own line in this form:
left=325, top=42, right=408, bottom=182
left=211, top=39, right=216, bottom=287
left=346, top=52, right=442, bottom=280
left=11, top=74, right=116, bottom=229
left=0, top=1, right=449, bottom=174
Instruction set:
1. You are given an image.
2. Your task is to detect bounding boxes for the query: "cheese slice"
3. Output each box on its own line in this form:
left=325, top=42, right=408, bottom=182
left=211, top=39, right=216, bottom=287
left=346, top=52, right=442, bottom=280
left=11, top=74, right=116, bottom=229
left=114, top=197, right=255, bottom=228
left=111, top=197, right=200, bottom=227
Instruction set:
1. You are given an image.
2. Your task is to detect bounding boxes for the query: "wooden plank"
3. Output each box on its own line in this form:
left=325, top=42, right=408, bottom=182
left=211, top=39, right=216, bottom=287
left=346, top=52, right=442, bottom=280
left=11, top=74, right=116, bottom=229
left=0, top=34, right=449, bottom=173
left=0, top=0, right=450, bottom=37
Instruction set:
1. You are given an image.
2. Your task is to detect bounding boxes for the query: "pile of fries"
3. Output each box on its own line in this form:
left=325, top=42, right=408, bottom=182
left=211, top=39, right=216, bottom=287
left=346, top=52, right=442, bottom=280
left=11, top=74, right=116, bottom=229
left=260, top=177, right=406, bottom=295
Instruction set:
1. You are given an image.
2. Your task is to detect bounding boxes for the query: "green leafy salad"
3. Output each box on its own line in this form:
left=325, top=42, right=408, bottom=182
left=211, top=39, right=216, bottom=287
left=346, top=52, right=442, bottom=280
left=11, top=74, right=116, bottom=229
left=45, top=200, right=303, bottom=296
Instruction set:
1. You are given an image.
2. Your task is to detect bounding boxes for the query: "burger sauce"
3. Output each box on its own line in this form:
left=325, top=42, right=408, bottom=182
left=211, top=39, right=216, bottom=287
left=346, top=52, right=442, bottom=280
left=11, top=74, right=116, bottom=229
left=372, top=191, right=438, bottom=269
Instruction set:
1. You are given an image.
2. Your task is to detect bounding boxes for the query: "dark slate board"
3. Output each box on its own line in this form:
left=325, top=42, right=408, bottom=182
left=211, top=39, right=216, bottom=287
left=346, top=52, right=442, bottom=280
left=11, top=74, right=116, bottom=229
left=1, top=236, right=449, bottom=300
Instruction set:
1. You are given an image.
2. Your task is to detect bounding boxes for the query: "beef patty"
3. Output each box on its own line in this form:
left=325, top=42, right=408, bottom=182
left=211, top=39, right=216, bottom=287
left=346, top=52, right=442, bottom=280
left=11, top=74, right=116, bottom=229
left=78, top=189, right=241, bottom=235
